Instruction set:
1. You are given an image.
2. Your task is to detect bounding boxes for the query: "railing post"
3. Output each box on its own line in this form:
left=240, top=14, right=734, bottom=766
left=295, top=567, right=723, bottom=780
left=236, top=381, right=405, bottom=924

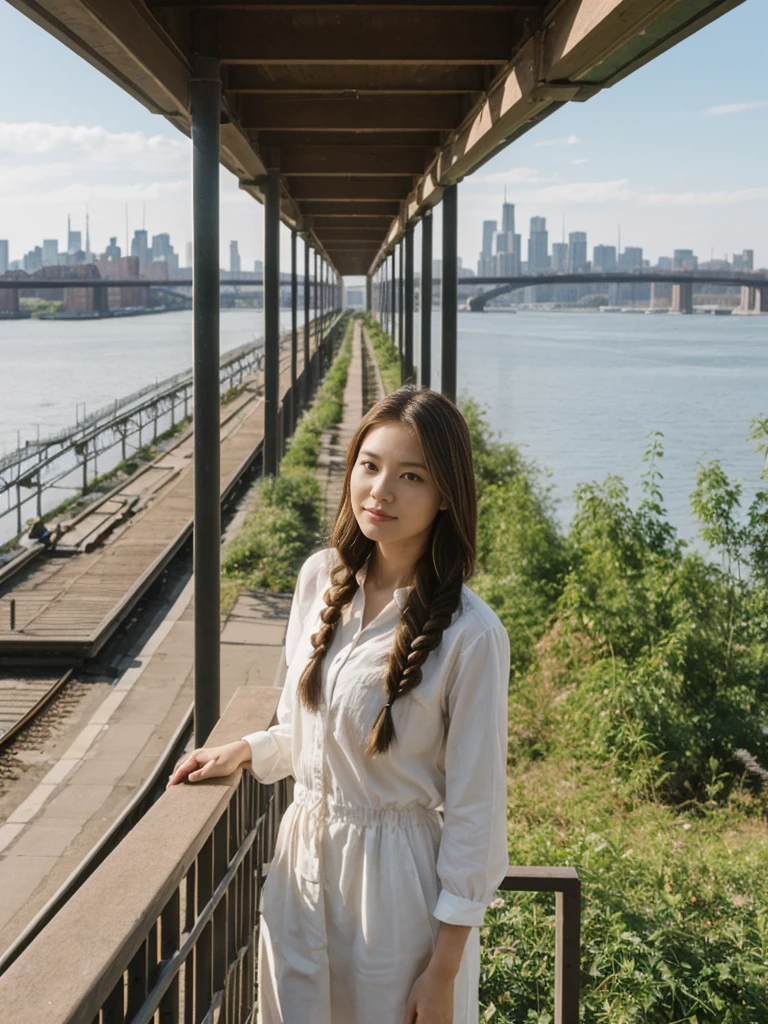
left=441, top=184, right=458, bottom=404
left=290, top=228, right=298, bottom=432
left=420, top=209, right=432, bottom=388
left=191, top=53, right=221, bottom=745
left=263, top=166, right=280, bottom=477
left=404, top=226, right=414, bottom=384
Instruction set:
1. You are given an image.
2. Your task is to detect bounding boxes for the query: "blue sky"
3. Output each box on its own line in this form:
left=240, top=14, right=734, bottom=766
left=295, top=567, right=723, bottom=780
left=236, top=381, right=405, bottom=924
left=0, top=0, right=766, bottom=274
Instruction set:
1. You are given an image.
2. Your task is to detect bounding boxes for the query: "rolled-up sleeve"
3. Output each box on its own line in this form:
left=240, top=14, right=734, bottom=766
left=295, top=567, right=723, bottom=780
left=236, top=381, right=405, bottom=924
left=433, top=624, right=511, bottom=927
left=239, top=556, right=311, bottom=785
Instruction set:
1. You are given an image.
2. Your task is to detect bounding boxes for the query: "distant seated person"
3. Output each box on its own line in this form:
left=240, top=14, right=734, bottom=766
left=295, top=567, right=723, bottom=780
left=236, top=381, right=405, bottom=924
left=26, top=518, right=63, bottom=552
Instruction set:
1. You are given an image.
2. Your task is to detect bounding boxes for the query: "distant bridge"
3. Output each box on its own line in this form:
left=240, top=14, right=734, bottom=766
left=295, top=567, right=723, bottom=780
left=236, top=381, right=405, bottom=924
left=0, top=277, right=264, bottom=290
left=466, top=271, right=768, bottom=313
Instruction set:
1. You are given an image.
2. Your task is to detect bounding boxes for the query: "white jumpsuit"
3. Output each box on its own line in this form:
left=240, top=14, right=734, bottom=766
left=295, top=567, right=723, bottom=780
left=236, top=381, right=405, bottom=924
left=240, top=547, right=510, bottom=1024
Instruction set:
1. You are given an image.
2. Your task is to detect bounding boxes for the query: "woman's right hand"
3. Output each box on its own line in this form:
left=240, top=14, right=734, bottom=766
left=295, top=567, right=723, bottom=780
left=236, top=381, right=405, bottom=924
left=166, top=739, right=251, bottom=788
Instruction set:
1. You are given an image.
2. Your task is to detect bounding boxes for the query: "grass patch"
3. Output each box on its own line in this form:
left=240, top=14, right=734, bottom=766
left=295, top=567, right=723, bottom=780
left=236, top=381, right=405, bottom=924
left=360, top=313, right=401, bottom=393
left=220, top=314, right=353, bottom=614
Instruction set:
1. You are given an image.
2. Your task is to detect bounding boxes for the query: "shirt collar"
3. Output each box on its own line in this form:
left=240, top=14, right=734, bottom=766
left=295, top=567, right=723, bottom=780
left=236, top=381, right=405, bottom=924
left=354, top=552, right=413, bottom=611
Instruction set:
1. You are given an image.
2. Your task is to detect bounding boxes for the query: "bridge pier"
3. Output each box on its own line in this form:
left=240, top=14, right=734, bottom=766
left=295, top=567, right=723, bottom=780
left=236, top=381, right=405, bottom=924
left=420, top=209, right=433, bottom=387
left=671, top=281, right=693, bottom=314
left=738, top=284, right=768, bottom=314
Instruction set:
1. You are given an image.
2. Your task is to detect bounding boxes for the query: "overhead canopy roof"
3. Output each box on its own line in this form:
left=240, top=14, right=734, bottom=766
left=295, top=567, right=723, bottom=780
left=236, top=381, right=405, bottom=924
left=9, top=0, right=745, bottom=275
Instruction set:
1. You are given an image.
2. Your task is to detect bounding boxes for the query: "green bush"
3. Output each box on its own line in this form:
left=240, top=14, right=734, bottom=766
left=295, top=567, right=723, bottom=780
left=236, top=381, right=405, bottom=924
left=360, top=313, right=401, bottom=393
left=221, top=315, right=353, bottom=603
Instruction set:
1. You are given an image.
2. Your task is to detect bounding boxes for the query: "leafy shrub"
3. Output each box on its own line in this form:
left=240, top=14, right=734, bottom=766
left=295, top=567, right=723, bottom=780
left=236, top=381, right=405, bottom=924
left=221, top=316, right=353, bottom=604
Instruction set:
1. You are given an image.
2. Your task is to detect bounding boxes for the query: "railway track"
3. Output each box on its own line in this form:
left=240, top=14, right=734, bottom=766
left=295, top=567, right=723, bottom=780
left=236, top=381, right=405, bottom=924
left=0, top=319, right=327, bottom=747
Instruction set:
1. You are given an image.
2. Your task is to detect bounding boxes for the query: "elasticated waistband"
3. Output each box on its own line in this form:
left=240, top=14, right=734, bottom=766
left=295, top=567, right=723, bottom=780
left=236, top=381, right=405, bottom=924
left=293, top=781, right=440, bottom=828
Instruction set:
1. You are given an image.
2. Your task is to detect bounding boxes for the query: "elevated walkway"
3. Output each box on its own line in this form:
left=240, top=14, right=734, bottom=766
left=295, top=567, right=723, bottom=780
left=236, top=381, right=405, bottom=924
left=0, top=329, right=308, bottom=661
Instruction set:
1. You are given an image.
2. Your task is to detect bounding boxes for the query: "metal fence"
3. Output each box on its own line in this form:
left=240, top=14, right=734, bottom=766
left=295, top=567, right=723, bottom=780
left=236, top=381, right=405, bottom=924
left=0, top=340, right=264, bottom=541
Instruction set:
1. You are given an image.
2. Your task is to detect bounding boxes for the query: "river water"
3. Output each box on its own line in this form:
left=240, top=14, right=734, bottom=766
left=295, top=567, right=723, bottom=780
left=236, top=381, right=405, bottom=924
left=1, top=308, right=765, bottom=544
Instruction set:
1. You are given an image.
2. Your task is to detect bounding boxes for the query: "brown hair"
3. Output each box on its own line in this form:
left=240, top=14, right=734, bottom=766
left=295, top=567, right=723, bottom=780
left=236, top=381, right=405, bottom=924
left=296, top=385, right=477, bottom=754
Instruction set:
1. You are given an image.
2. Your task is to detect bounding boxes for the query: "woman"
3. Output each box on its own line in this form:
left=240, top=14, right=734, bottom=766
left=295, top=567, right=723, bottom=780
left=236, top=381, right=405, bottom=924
left=168, top=385, right=511, bottom=1023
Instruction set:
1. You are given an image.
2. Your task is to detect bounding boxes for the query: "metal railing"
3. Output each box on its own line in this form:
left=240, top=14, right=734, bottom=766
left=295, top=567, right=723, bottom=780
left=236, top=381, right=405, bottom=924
left=0, top=341, right=264, bottom=540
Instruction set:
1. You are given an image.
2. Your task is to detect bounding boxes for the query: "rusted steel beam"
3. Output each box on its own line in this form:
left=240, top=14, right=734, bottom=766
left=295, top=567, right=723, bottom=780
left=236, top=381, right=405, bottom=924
left=286, top=177, right=414, bottom=201
left=240, top=95, right=464, bottom=131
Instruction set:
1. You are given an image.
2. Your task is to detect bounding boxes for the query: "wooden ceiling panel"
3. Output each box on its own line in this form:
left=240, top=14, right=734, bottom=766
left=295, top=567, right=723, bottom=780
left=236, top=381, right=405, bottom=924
left=226, top=63, right=491, bottom=94
left=287, top=178, right=414, bottom=201
left=239, top=95, right=465, bottom=132
left=300, top=201, right=400, bottom=216
left=278, top=145, right=432, bottom=176
left=209, top=10, right=526, bottom=64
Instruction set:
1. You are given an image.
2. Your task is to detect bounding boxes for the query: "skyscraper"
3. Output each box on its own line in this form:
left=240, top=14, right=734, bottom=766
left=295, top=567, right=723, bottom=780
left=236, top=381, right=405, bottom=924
left=501, top=202, right=515, bottom=235
left=42, top=239, right=59, bottom=266
left=528, top=216, right=549, bottom=270
left=104, top=237, right=121, bottom=260
left=0, top=239, right=8, bottom=275
left=673, top=249, right=696, bottom=270
left=230, top=240, right=241, bottom=275
left=593, top=245, right=617, bottom=272
left=67, top=216, right=81, bottom=256
left=131, top=229, right=150, bottom=275
left=551, top=242, right=568, bottom=272
left=478, top=220, right=497, bottom=276
left=568, top=232, right=588, bottom=272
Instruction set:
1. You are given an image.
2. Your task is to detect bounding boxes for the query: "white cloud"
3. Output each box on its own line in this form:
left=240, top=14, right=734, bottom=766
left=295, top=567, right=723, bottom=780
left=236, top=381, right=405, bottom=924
left=704, top=101, right=768, bottom=117
left=473, top=166, right=552, bottom=186
left=570, top=158, right=587, bottom=166
left=527, top=179, right=632, bottom=203
left=0, top=121, right=188, bottom=172
left=641, top=185, right=768, bottom=207
left=533, top=133, right=582, bottom=148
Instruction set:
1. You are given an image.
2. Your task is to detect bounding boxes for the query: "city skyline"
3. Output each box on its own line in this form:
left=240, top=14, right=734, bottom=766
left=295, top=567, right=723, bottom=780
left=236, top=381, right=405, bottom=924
left=0, top=1, right=766, bottom=274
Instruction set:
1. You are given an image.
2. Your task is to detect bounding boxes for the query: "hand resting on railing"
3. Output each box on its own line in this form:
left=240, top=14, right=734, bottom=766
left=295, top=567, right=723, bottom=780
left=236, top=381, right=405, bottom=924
left=166, top=739, right=251, bottom=787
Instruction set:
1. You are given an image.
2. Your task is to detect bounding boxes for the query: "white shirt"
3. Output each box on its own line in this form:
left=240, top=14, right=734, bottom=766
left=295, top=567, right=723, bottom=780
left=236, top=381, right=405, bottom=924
left=241, top=545, right=511, bottom=1023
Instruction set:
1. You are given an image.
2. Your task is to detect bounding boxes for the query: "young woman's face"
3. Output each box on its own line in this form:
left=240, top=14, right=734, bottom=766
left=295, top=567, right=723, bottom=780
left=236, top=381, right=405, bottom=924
left=350, top=420, right=447, bottom=546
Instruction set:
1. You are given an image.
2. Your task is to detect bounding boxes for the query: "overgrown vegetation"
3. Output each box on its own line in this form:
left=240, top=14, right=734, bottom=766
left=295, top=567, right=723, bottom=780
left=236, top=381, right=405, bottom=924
left=354, top=328, right=768, bottom=1020
left=220, top=315, right=353, bottom=612
left=458, top=398, right=768, bottom=1023
left=361, top=313, right=401, bottom=393
left=19, top=297, right=62, bottom=316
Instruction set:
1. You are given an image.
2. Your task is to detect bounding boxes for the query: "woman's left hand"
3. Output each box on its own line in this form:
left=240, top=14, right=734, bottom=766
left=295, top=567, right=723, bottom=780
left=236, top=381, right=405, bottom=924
left=403, top=965, right=454, bottom=1023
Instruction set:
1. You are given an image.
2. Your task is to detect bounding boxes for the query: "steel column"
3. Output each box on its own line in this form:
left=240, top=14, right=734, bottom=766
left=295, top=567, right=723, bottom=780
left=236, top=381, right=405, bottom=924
left=420, top=209, right=433, bottom=388
left=303, top=241, right=311, bottom=408
left=404, top=227, right=414, bottom=384
left=263, top=168, right=280, bottom=476
left=398, top=241, right=405, bottom=372
left=390, top=250, right=396, bottom=342
left=191, top=55, right=221, bottom=746
left=290, top=229, right=298, bottom=431
left=441, top=184, right=458, bottom=404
